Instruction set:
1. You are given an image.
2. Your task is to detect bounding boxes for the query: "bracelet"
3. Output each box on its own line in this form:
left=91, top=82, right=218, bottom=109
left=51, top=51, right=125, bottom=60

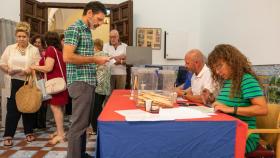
left=183, top=92, right=189, bottom=99
left=233, top=106, right=238, bottom=115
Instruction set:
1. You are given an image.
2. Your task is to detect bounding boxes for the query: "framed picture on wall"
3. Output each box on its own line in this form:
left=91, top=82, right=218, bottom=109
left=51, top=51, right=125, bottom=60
left=136, top=28, right=162, bottom=50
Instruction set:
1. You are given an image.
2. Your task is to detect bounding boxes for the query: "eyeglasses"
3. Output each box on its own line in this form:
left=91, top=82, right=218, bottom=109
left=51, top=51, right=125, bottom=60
left=213, top=62, right=224, bottom=72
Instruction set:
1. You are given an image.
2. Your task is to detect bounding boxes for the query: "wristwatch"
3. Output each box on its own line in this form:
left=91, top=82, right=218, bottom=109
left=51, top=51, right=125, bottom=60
left=183, top=91, right=188, bottom=98
left=233, top=106, right=238, bottom=115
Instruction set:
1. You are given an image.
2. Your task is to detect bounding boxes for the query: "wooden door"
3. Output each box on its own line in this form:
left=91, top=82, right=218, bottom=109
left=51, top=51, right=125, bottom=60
left=20, top=0, right=48, bottom=37
left=110, top=0, right=133, bottom=46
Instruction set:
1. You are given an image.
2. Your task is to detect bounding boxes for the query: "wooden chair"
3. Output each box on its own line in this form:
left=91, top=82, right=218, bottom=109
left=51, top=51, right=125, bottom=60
left=246, top=104, right=280, bottom=158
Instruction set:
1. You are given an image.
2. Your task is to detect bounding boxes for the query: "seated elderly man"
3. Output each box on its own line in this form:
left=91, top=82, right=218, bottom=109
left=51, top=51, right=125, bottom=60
left=176, top=49, right=215, bottom=104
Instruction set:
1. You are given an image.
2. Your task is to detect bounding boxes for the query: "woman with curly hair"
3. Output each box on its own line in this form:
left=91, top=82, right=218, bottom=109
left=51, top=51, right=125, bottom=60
left=207, top=44, right=268, bottom=153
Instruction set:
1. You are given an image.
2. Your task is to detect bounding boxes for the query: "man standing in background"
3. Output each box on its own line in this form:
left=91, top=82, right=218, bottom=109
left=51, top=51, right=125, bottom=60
left=63, top=1, right=109, bottom=158
left=103, top=29, right=128, bottom=90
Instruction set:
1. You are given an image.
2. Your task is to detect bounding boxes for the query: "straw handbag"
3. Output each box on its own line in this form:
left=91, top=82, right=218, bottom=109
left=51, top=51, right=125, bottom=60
left=16, top=71, right=42, bottom=113
left=45, top=47, right=66, bottom=95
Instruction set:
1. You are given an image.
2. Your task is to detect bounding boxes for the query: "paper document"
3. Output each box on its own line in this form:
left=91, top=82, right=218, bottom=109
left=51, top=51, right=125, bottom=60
left=187, top=106, right=216, bottom=115
left=115, top=109, right=174, bottom=121
left=159, top=107, right=210, bottom=119
left=176, top=97, right=188, bottom=102
left=115, top=106, right=215, bottom=121
left=108, top=58, right=116, bottom=65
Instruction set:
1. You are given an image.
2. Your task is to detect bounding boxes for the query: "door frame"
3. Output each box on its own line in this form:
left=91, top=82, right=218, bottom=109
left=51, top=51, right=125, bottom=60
left=43, top=2, right=115, bottom=9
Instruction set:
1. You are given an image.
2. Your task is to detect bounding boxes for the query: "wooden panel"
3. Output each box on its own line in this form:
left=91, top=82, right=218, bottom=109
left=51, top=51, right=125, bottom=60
left=31, top=19, right=40, bottom=33
left=124, top=21, right=128, bottom=35
left=25, top=1, right=34, bottom=15
left=36, top=6, right=44, bottom=18
left=110, top=0, right=133, bottom=46
left=112, top=8, right=119, bottom=21
left=121, top=6, right=128, bottom=19
left=44, top=2, right=114, bottom=9
left=116, top=23, right=124, bottom=35
left=21, top=0, right=47, bottom=36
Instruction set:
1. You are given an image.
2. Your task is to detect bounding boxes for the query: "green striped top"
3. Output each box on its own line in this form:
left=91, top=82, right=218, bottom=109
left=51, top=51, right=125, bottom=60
left=216, top=73, right=264, bottom=153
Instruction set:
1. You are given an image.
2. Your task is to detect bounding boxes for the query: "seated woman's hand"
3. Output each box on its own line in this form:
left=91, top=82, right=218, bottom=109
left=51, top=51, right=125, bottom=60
left=201, top=88, right=215, bottom=105
left=212, top=101, right=234, bottom=114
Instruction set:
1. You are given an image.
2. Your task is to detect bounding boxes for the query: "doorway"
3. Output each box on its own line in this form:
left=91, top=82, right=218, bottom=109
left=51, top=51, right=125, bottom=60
left=48, top=8, right=110, bottom=43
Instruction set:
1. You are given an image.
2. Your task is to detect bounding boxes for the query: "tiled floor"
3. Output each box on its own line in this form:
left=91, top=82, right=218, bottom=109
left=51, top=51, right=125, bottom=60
left=0, top=117, right=96, bottom=158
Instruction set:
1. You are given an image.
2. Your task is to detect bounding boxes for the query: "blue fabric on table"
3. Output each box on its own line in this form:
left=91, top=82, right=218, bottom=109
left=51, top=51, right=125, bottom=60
left=96, top=121, right=236, bottom=158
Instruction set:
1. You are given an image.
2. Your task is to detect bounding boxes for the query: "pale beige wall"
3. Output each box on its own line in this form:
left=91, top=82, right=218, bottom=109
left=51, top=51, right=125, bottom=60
left=49, top=8, right=110, bottom=44
left=91, top=17, right=110, bottom=43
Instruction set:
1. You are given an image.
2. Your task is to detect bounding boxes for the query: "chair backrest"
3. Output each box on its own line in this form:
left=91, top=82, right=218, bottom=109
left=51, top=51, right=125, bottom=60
left=256, top=103, right=280, bottom=145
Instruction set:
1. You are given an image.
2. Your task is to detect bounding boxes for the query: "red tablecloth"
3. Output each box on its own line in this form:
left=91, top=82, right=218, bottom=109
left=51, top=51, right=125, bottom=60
left=98, top=90, right=248, bottom=158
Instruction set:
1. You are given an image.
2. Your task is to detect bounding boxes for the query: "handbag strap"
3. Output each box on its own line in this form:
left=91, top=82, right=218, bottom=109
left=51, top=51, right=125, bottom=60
left=28, top=70, right=38, bottom=88
left=24, top=75, right=30, bottom=85
left=44, top=46, right=65, bottom=80
left=43, top=56, right=47, bottom=81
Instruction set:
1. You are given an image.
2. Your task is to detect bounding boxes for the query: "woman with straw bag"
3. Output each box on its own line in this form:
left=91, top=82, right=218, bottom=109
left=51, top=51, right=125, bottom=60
left=0, top=22, right=41, bottom=147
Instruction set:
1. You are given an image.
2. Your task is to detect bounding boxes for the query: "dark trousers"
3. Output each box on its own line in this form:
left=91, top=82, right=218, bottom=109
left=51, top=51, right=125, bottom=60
left=65, top=96, right=72, bottom=115
left=91, top=93, right=106, bottom=132
left=33, top=101, right=47, bottom=129
left=4, top=79, right=35, bottom=137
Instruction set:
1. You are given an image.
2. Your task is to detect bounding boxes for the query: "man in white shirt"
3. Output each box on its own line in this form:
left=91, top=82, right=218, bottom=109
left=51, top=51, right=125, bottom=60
left=176, top=49, right=215, bottom=104
left=103, top=29, right=127, bottom=89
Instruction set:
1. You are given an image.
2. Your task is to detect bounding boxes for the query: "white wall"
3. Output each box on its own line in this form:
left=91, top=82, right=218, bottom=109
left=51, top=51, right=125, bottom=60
left=133, top=0, right=200, bottom=65
left=200, top=0, right=280, bottom=65
left=0, top=0, right=20, bottom=21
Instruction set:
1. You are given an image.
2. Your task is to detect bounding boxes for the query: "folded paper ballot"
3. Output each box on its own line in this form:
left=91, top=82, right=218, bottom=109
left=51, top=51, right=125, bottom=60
left=109, top=58, right=116, bottom=65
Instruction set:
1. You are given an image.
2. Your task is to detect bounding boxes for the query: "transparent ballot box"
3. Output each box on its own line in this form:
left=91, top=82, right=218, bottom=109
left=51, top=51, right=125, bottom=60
left=130, top=67, right=177, bottom=108
left=158, top=70, right=177, bottom=91
left=131, top=67, right=159, bottom=91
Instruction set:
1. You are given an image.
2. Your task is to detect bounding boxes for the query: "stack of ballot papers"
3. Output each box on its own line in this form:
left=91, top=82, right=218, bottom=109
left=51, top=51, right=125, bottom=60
left=115, top=106, right=216, bottom=121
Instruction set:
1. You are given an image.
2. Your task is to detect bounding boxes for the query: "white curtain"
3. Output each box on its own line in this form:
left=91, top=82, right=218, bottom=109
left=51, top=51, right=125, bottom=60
left=0, top=18, right=16, bottom=53
left=0, top=18, right=17, bottom=96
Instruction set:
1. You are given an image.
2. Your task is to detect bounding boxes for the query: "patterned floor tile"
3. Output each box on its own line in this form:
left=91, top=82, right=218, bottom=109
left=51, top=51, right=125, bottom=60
left=40, top=147, right=53, bottom=151
left=13, top=132, right=26, bottom=138
left=0, top=116, right=96, bottom=158
left=25, top=141, right=48, bottom=147
left=43, top=151, right=67, bottom=158
left=0, top=150, right=6, bottom=155
left=0, top=140, right=21, bottom=147
left=37, top=133, right=51, bottom=139
left=9, top=150, right=37, bottom=158
left=53, top=142, right=68, bottom=148
left=9, top=146, right=22, bottom=150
